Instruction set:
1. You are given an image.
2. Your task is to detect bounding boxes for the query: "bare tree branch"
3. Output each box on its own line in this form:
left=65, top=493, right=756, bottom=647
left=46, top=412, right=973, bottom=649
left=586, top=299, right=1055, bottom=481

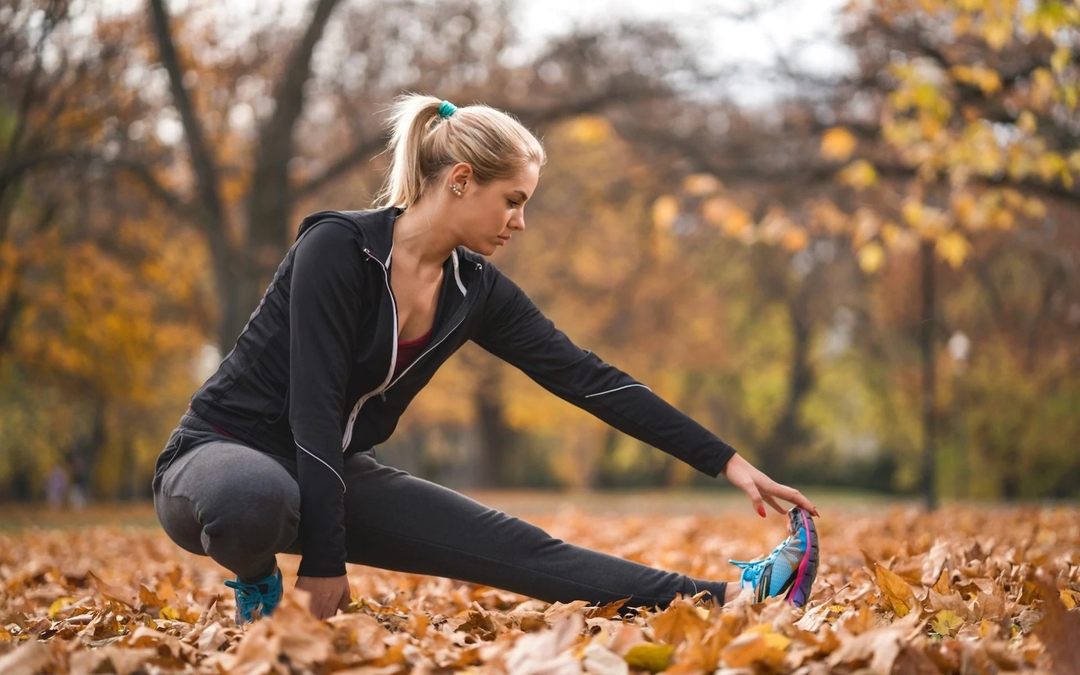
left=147, top=0, right=229, bottom=255
left=246, top=0, right=344, bottom=253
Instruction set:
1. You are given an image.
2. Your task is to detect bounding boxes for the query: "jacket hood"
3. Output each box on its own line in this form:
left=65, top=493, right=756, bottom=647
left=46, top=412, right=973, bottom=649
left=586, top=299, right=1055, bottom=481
left=295, top=206, right=403, bottom=266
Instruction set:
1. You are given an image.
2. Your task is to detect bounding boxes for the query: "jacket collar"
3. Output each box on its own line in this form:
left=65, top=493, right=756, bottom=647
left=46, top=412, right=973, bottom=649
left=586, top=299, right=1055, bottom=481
left=296, top=206, right=479, bottom=296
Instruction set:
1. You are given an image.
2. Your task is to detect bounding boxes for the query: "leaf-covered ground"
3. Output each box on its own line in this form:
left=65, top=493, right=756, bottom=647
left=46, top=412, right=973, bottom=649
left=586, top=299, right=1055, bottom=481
left=1, top=501, right=1078, bottom=674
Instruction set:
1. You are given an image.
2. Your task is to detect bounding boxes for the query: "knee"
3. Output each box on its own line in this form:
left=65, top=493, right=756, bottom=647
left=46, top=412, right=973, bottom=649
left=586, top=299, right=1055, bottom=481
left=200, top=481, right=300, bottom=551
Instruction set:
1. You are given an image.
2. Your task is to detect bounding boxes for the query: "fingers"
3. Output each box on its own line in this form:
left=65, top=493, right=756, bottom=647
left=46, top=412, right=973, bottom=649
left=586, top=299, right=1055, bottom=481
left=305, top=588, right=348, bottom=619
left=774, top=484, right=819, bottom=517
left=740, top=480, right=766, bottom=518
left=762, top=492, right=786, bottom=515
left=757, top=480, right=820, bottom=518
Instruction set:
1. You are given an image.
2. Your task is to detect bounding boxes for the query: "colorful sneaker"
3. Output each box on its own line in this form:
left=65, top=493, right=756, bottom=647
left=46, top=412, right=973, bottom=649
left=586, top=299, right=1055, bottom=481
left=224, top=567, right=283, bottom=624
left=728, top=507, right=819, bottom=607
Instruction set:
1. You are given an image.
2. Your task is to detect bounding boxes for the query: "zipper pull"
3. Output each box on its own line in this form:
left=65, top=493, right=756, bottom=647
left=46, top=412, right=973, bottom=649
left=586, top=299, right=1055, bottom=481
left=380, top=393, right=387, bottom=402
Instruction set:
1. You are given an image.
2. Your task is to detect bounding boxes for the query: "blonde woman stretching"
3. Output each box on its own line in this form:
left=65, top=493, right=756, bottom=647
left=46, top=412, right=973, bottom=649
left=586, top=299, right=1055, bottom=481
left=152, top=95, right=821, bottom=624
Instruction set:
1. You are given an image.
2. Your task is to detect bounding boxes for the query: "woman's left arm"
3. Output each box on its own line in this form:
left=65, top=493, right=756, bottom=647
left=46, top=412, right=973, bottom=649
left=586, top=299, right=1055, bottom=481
left=472, top=266, right=818, bottom=517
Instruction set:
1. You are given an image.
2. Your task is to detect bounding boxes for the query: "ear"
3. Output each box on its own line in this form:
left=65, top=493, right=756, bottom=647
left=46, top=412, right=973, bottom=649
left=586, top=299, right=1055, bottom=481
left=447, top=162, right=474, bottom=189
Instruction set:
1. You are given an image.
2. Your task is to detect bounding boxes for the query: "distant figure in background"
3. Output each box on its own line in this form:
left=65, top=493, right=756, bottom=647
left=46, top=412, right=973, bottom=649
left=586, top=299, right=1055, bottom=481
left=152, top=95, right=820, bottom=625
left=45, top=464, right=68, bottom=509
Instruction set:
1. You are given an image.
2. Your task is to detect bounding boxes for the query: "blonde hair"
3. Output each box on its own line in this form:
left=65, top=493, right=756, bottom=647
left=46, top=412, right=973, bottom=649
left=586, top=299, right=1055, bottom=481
left=375, top=94, right=546, bottom=209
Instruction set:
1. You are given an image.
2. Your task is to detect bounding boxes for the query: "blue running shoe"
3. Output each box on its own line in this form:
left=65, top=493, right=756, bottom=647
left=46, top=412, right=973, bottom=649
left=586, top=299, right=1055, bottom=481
left=224, top=567, right=283, bottom=624
left=728, top=507, right=819, bottom=607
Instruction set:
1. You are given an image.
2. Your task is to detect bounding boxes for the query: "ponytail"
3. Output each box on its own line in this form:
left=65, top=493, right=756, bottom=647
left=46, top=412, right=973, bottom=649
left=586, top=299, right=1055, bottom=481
left=375, top=93, right=546, bottom=209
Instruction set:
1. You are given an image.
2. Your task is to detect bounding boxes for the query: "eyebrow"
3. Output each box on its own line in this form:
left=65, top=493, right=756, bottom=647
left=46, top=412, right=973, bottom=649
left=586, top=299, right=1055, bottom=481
left=513, top=189, right=530, bottom=202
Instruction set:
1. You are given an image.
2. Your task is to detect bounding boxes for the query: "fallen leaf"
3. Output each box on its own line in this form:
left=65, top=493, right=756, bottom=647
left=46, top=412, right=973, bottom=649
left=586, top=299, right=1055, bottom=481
left=874, top=563, right=919, bottom=617
left=930, top=610, right=963, bottom=637
left=720, top=630, right=790, bottom=669
left=582, top=641, right=628, bottom=675
left=623, top=643, right=675, bottom=673
left=1034, top=569, right=1080, bottom=675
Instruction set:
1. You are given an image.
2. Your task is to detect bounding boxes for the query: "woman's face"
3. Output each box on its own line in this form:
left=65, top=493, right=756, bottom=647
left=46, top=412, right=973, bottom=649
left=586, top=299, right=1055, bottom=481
left=450, top=162, right=540, bottom=256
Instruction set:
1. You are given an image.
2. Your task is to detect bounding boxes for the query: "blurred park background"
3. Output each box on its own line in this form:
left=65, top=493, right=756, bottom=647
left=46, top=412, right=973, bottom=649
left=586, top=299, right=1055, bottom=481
left=0, top=0, right=1077, bottom=509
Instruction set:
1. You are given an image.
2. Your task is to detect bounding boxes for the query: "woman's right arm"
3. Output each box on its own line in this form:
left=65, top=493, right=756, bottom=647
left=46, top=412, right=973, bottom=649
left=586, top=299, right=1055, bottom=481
left=288, top=221, right=365, bottom=585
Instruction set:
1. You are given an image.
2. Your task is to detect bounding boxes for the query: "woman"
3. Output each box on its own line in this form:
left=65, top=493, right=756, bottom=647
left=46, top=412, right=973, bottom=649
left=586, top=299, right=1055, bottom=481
left=152, top=95, right=821, bottom=624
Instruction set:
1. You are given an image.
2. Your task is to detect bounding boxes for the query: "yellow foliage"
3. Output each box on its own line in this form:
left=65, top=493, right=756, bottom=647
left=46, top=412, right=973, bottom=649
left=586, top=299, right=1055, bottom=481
left=1021, top=197, right=1046, bottom=220
left=1016, top=110, right=1037, bottom=133
left=1051, top=47, right=1071, bottom=74
left=821, top=128, right=857, bottom=162
left=702, top=197, right=752, bottom=238
left=566, top=115, right=612, bottom=145
left=838, top=159, right=878, bottom=190
left=951, top=192, right=979, bottom=229
left=652, top=195, right=680, bottom=232
left=951, top=65, right=1002, bottom=95
left=982, top=17, right=1013, bottom=50
left=811, top=201, right=849, bottom=235
left=1031, top=68, right=1056, bottom=109
left=936, top=231, right=971, bottom=268
left=682, top=173, right=722, bottom=196
left=858, top=243, right=886, bottom=274
left=780, top=227, right=809, bottom=253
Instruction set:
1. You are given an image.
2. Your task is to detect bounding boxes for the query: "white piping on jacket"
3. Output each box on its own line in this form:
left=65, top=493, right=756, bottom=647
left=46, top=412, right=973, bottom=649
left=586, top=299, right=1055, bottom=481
left=341, top=246, right=399, bottom=451
left=451, top=250, right=467, bottom=296
left=584, top=383, right=652, bottom=399
left=297, top=442, right=347, bottom=491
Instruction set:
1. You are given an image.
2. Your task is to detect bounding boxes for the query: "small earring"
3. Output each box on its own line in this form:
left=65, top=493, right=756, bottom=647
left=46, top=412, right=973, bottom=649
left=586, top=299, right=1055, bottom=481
left=450, top=184, right=463, bottom=196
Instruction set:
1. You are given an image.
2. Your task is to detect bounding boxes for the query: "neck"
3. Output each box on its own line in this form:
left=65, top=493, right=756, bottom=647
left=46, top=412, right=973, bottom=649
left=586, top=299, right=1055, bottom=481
left=392, top=197, right=459, bottom=271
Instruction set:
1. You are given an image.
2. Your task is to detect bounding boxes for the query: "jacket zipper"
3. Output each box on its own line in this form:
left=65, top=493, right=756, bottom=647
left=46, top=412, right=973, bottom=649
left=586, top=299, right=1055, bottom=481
left=340, top=252, right=482, bottom=451
left=341, top=247, right=399, bottom=451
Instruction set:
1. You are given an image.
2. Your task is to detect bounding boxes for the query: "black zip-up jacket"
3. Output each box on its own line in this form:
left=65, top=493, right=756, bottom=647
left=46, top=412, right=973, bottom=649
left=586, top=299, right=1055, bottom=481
left=189, top=207, right=737, bottom=577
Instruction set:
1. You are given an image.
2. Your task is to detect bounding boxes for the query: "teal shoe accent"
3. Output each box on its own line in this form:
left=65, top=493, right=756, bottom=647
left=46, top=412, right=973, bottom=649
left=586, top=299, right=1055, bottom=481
left=224, top=567, right=283, bottom=624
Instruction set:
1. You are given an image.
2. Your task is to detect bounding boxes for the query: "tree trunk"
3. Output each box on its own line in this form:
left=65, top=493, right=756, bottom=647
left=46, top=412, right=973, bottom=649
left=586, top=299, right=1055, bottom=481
left=475, top=367, right=510, bottom=488
left=920, top=240, right=938, bottom=511
left=759, top=281, right=815, bottom=482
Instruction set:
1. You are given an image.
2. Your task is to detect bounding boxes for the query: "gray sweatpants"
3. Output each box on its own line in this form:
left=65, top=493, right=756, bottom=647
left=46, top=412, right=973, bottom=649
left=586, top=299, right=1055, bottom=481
left=152, top=411, right=728, bottom=612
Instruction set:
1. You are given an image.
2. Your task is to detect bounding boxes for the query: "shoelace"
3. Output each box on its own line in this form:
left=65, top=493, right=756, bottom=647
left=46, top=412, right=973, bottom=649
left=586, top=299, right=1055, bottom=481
left=728, top=531, right=801, bottom=589
left=224, top=571, right=282, bottom=623
left=224, top=579, right=266, bottom=623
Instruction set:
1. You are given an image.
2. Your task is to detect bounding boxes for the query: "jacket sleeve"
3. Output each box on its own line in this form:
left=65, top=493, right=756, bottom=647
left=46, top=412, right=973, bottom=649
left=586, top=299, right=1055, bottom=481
left=289, top=220, right=363, bottom=577
left=471, top=266, right=736, bottom=477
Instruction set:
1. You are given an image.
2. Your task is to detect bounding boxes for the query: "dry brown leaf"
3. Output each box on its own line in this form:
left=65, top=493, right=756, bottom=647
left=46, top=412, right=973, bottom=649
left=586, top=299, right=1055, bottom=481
left=649, top=596, right=709, bottom=645
left=921, top=540, right=951, bottom=587
left=0, top=641, right=57, bottom=675
left=581, top=641, right=628, bottom=675
left=874, top=563, right=919, bottom=618
left=1034, top=568, right=1080, bottom=675
left=502, top=613, right=585, bottom=674
left=0, top=505, right=1077, bottom=674
left=720, top=629, right=790, bottom=669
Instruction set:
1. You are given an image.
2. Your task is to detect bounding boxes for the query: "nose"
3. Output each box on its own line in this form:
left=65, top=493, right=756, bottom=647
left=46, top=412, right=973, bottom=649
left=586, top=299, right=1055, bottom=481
left=510, top=210, right=526, bottom=232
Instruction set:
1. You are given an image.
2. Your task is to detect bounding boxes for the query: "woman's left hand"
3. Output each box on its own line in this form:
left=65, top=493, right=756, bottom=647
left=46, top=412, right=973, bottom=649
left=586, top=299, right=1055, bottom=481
left=721, top=453, right=820, bottom=519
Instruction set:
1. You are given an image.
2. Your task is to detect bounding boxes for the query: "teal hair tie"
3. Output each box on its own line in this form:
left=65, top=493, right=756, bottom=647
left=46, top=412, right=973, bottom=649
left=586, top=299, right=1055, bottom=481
left=438, top=100, right=458, bottom=118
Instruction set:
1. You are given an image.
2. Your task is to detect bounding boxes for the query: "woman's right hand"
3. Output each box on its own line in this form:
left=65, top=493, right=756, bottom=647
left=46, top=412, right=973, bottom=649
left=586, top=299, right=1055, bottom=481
left=721, top=453, right=820, bottom=519
left=295, top=574, right=351, bottom=619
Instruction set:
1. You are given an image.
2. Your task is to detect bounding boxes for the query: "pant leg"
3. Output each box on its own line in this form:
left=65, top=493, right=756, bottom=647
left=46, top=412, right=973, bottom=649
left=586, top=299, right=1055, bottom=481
left=336, top=452, right=727, bottom=612
left=153, top=431, right=300, bottom=581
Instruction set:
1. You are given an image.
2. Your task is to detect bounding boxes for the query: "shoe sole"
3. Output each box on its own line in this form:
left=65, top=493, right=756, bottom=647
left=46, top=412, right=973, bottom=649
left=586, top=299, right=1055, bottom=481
left=784, top=508, right=819, bottom=607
